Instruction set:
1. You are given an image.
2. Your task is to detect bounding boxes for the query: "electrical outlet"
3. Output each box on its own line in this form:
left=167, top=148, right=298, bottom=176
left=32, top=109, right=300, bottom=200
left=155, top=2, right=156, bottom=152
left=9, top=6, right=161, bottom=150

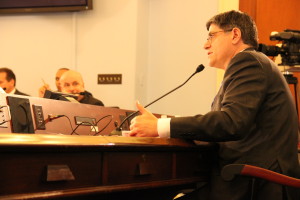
left=98, top=74, right=122, bottom=84
left=33, top=104, right=46, bottom=130
left=74, top=116, right=96, bottom=126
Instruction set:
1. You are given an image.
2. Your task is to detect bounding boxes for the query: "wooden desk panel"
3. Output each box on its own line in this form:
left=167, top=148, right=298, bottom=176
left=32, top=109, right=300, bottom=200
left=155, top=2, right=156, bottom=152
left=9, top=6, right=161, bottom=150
left=0, top=152, right=103, bottom=195
left=103, top=152, right=173, bottom=185
left=0, top=134, right=213, bottom=200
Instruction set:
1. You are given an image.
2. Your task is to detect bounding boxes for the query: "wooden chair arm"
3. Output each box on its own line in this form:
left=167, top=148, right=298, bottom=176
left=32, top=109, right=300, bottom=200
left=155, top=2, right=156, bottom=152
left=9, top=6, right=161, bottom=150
left=221, top=164, right=300, bottom=188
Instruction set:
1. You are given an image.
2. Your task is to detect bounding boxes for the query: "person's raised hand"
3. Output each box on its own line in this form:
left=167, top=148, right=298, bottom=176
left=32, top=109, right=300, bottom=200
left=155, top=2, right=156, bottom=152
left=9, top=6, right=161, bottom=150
left=38, top=83, right=50, bottom=98
left=129, top=101, right=159, bottom=137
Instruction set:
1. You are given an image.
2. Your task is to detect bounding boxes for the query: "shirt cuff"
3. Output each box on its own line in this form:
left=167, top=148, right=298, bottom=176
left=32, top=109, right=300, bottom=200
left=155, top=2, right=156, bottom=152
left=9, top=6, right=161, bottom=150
left=157, top=118, right=171, bottom=138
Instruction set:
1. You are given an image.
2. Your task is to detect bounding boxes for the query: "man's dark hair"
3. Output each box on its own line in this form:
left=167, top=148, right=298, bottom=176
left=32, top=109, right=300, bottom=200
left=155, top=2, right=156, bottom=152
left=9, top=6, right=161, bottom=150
left=206, top=10, right=258, bottom=48
left=0, top=68, right=16, bottom=86
left=59, top=67, right=69, bottom=71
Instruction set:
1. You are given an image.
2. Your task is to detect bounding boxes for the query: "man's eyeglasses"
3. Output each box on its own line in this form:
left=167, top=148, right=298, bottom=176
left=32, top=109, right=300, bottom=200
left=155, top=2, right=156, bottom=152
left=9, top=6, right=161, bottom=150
left=206, top=29, right=232, bottom=44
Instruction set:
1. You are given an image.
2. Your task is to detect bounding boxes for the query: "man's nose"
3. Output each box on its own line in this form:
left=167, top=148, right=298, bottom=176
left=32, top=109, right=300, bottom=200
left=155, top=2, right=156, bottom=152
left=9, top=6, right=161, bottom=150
left=68, top=86, right=76, bottom=93
left=203, top=40, right=211, bottom=50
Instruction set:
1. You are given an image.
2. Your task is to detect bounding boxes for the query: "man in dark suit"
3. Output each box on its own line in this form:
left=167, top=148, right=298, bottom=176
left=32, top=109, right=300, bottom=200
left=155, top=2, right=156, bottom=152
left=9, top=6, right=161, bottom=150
left=0, top=68, right=29, bottom=96
left=129, top=10, right=299, bottom=200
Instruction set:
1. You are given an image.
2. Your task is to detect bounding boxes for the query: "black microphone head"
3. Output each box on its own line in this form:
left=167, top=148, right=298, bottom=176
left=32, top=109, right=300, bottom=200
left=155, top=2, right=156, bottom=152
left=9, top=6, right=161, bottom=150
left=196, top=64, right=205, bottom=73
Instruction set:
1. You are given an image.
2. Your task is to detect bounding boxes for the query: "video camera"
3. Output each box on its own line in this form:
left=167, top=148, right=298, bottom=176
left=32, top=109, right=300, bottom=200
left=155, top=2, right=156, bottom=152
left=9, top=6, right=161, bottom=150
left=258, top=29, right=300, bottom=66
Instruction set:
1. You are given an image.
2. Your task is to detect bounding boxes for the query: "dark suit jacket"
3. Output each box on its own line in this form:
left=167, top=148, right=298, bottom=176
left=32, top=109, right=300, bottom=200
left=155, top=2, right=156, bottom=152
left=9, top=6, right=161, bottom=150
left=170, top=49, right=300, bottom=199
left=79, top=90, right=104, bottom=106
left=14, top=89, right=29, bottom=96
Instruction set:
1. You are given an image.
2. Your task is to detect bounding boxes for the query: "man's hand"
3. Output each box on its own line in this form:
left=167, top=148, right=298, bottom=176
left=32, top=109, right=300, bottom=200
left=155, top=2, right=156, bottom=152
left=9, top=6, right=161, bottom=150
left=129, top=101, right=159, bottom=137
left=38, top=83, right=50, bottom=97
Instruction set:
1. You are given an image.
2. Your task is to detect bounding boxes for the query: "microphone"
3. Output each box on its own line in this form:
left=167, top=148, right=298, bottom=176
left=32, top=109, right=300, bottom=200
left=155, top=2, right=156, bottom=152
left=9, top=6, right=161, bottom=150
left=110, top=64, right=205, bottom=136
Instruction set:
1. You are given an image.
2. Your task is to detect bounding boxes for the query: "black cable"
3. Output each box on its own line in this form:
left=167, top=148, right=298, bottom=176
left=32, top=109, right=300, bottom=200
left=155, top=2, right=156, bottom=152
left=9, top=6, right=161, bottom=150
left=58, top=115, right=75, bottom=135
left=45, top=114, right=112, bottom=136
left=93, top=115, right=113, bottom=136
left=70, top=124, right=80, bottom=135
left=71, top=119, right=103, bottom=135
left=0, top=120, right=8, bottom=126
left=71, top=121, right=100, bottom=135
left=89, top=122, right=98, bottom=134
left=80, top=121, right=98, bottom=135
left=70, top=115, right=112, bottom=136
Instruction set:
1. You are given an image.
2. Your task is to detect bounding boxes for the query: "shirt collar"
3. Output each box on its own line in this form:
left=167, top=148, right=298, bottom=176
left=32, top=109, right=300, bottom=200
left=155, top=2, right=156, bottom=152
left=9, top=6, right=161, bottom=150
left=8, top=88, right=16, bottom=94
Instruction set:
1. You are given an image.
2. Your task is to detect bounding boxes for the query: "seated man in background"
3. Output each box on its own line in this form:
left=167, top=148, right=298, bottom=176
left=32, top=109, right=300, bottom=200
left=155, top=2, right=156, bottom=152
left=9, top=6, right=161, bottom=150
left=0, top=67, right=29, bottom=96
left=38, top=67, right=69, bottom=97
left=60, top=70, right=104, bottom=106
left=55, top=68, right=70, bottom=92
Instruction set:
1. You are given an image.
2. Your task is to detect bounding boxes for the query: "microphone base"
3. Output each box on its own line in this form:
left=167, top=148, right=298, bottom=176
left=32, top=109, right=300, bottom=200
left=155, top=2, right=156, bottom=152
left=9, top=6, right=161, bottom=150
left=110, top=129, right=122, bottom=136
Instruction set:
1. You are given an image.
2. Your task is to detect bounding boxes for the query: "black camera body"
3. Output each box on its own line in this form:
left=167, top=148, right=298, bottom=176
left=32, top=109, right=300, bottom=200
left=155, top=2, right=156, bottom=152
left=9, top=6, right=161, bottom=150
left=258, top=29, right=300, bottom=66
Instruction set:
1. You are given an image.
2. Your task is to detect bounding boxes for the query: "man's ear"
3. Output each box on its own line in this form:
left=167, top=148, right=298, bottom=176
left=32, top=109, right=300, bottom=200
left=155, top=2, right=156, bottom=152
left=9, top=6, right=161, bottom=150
left=10, top=79, right=15, bottom=87
left=81, top=81, right=85, bottom=91
left=232, top=28, right=242, bottom=44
